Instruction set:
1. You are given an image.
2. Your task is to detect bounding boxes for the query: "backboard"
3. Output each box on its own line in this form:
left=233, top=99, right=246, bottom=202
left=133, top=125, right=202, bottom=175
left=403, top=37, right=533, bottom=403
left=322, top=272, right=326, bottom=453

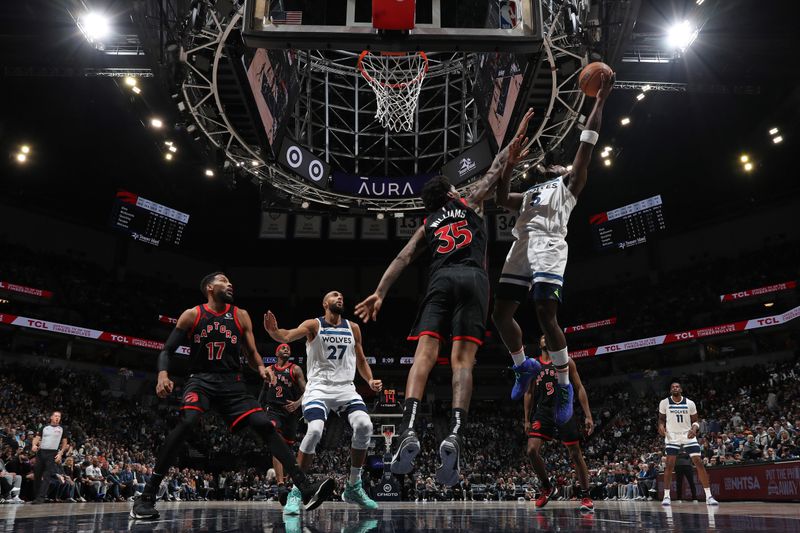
left=243, top=0, right=544, bottom=53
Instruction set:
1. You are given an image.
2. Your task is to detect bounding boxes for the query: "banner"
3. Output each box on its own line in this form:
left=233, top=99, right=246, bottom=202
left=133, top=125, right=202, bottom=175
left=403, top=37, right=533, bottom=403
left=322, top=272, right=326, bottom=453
left=361, top=218, right=388, bottom=240
left=441, top=139, right=493, bottom=186
left=0, top=314, right=189, bottom=355
left=395, top=216, right=423, bottom=238
left=570, top=304, right=800, bottom=359
left=259, top=212, right=288, bottom=239
left=0, top=281, right=54, bottom=299
left=328, top=217, right=356, bottom=240
left=158, top=315, right=178, bottom=325
left=720, top=281, right=796, bottom=302
left=294, top=215, right=322, bottom=239
left=494, top=213, right=517, bottom=241
left=331, top=171, right=434, bottom=199
left=658, top=461, right=800, bottom=502
left=564, top=317, right=617, bottom=334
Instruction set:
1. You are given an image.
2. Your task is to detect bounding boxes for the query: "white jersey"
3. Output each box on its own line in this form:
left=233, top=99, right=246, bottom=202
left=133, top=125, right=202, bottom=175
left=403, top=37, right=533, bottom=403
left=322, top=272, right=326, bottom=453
left=512, top=176, right=577, bottom=240
left=659, top=396, right=698, bottom=443
left=305, top=317, right=357, bottom=386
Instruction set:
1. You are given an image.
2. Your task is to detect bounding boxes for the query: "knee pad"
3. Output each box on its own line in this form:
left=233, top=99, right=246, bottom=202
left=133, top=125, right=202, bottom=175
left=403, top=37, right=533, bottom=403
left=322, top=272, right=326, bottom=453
left=348, top=411, right=373, bottom=450
left=299, top=419, right=325, bottom=454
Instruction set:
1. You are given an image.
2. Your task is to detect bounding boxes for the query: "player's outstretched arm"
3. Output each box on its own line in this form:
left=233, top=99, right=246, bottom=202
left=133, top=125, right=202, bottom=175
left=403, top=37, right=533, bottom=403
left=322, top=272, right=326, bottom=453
left=355, top=226, right=427, bottom=323
left=352, top=323, right=382, bottom=391
left=568, top=359, right=593, bottom=435
left=263, top=311, right=318, bottom=343
left=237, top=308, right=276, bottom=385
left=155, top=307, right=198, bottom=398
left=567, top=72, right=614, bottom=198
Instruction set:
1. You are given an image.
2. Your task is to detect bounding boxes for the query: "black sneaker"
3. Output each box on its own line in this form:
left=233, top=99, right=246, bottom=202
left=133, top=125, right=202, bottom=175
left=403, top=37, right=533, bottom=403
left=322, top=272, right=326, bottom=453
left=129, top=493, right=159, bottom=520
left=435, top=434, right=462, bottom=487
left=299, top=477, right=335, bottom=512
left=390, top=430, right=420, bottom=475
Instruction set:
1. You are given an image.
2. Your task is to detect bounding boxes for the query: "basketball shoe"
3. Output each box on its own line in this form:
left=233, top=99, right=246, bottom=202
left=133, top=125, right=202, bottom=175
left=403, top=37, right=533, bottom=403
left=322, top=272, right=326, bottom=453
left=435, top=434, right=462, bottom=486
left=342, top=479, right=378, bottom=509
left=554, top=383, right=574, bottom=425
left=510, top=357, right=542, bottom=401
left=579, top=495, right=594, bottom=513
left=129, top=493, right=159, bottom=519
left=535, top=486, right=556, bottom=509
left=391, top=429, right=420, bottom=475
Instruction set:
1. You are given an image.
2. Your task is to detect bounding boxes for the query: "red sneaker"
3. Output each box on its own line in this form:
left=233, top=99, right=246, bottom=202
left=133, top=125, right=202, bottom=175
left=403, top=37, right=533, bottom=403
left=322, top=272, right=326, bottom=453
left=579, top=496, right=594, bottom=513
left=535, top=487, right=554, bottom=509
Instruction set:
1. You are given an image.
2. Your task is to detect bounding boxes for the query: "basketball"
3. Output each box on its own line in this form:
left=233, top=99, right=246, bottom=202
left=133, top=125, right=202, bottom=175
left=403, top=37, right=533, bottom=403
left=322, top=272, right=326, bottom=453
left=578, top=61, right=613, bottom=97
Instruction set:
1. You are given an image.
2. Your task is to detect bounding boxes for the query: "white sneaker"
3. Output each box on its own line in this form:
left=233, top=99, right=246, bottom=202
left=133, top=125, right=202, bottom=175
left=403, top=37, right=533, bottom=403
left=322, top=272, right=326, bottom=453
left=706, top=496, right=719, bottom=506
left=661, top=496, right=671, bottom=506
left=11, top=496, right=23, bottom=504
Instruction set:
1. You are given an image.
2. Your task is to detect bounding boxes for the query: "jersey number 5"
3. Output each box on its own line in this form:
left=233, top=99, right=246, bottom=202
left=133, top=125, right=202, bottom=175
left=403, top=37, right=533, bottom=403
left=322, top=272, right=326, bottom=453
left=205, top=342, right=225, bottom=360
left=327, top=345, right=347, bottom=360
left=434, top=220, right=473, bottom=254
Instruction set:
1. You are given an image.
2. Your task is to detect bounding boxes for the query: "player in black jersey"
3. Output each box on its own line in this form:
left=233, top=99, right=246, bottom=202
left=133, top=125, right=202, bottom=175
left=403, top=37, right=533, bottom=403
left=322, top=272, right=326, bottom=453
left=130, top=272, right=333, bottom=519
left=524, top=335, right=594, bottom=512
left=259, top=343, right=306, bottom=487
left=355, top=112, right=534, bottom=486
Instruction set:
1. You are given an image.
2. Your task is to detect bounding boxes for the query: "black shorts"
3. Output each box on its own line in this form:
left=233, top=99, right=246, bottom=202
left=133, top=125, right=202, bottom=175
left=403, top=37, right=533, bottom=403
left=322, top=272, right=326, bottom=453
left=181, top=373, right=263, bottom=432
left=263, top=405, right=300, bottom=445
left=495, top=281, right=563, bottom=305
left=408, top=266, right=490, bottom=345
left=527, top=412, right=580, bottom=445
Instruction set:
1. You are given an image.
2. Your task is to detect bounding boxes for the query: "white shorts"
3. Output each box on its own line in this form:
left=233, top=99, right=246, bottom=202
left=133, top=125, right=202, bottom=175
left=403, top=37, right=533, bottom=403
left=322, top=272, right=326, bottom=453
left=499, top=235, right=568, bottom=290
left=665, top=435, right=701, bottom=456
left=302, top=381, right=367, bottom=422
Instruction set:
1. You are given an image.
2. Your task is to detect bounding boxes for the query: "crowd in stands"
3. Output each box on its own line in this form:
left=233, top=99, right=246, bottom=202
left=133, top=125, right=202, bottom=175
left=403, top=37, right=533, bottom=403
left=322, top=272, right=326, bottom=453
left=2, top=351, right=798, bottom=504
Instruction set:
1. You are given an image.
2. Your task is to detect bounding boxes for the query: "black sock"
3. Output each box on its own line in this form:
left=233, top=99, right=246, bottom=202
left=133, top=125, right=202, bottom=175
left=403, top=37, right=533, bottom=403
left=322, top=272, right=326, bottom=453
left=143, top=473, right=164, bottom=496
left=401, top=398, right=420, bottom=434
left=450, top=408, right=467, bottom=436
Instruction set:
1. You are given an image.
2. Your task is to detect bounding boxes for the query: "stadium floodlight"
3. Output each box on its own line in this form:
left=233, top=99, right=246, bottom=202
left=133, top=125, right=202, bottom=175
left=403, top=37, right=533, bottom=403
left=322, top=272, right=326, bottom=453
left=16, top=153, right=27, bottom=163
left=204, top=169, right=214, bottom=177
left=251, top=160, right=259, bottom=166
left=77, top=12, right=111, bottom=44
left=377, top=213, right=385, bottom=220
left=772, top=135, right=783, bottom=144
left=301, top=201, right=310, bottom=209
left=603, top=159, right=612, bottom=167
left=124, top=77, right=137, bottom=87
left=769, top=127, right=779, bottom=135
left=642, top=84, right=652, bottom=92
left=165, top=153, right=173, bottom=161
left=743, top=162, right=753, bottom=172
left=168, top=145, right=177, bottom=153
left=20, top=145, right=30, bottom=154
left=696, top=0, right=704, bottom=5
left=636, top=93, right=645, bottom=101
left=666, top=20, right=699, bottom=51
left=601, top=151, right=610, bottom=159
left=164, top=141, right=173, bottom=146
left=739, top=154, right=749, bottom=163
left=132, top=86, right=141, bottom=95
left=620, top=117, right=631, bottom=126
left=764, top=302, right=774, bottom=308
left=150, top=118, right=163, bottom=128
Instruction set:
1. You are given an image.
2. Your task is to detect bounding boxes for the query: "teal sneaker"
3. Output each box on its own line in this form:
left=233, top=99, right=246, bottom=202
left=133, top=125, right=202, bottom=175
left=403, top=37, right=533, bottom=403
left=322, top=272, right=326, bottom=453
left=342, top=479, right=378, bottom=510
left=283, top=486, right=302, bottom=516
left=283, top=515, right=301, bottom=533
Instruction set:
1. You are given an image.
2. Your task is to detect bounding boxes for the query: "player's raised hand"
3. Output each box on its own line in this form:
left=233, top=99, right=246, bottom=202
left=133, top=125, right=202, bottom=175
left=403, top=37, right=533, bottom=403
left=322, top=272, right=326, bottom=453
left=355, top=294, right=383, bottom=323
left=156, top=372, right=174, bottom=398
left=263, top=311, right=278, bottom=333
left=514, top=107, right=535, bottom=139
left=369, top=379, right=383, bottom=392
left=259, top=365, right=277, bottom=386
left=508, top=133, right=530, bottom=167
left=596, top=72, right=614, bottom=101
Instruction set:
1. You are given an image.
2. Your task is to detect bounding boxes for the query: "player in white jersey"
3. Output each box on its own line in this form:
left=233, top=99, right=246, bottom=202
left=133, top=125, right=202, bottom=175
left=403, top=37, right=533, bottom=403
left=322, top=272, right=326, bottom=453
left=264, top=291, right=383, bottom=514
left=658, top=380, right=718, bottom=506
left=493, top=74, right=614, bottom=427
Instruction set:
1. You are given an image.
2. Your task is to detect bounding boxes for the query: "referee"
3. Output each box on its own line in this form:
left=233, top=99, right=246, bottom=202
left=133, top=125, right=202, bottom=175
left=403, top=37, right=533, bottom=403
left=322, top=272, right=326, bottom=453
left=31, top=410, right=69, bottom=504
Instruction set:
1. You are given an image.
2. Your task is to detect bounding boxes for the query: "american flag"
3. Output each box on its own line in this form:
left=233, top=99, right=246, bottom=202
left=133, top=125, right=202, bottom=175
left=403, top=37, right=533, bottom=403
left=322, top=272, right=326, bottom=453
left=271, top=10, right=303, bottom=25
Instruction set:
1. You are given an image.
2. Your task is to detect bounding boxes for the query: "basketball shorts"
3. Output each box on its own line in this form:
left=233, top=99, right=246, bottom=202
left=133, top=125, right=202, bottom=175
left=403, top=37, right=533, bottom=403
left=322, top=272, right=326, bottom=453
left=665, top=435, right=701, bottom=456
left=528, top=410, right=580, bottom=445
left=408, top=266, right=490, bottom=345
left=302, top=382, right=368, bottom=422
left=263, top=405, right=300, bottom=444
left=181, top=373, right=264, bottom=432
left=497, top=235, right=568, bottom=304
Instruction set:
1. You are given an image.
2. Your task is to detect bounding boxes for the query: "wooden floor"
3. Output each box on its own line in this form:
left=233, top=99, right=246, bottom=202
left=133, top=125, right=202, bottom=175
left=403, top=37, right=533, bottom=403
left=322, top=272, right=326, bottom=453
left=1, top=500, right=799, bottom=532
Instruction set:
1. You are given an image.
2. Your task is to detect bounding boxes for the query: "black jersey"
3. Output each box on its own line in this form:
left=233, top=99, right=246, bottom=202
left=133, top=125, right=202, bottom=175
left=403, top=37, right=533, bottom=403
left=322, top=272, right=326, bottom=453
left=532, top=357, right=559, bottom=418
left=188, top=303, right=243, bottom=374
left=424, top=198, right=488, bottom=273
left=260, top=362, right=302, bottom=407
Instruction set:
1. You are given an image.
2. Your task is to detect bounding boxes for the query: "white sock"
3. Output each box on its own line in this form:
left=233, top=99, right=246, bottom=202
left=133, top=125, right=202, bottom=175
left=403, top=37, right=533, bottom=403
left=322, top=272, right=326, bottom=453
left=510, top=348, right=526, bottom=367
left=349, top=466, right=362, bottom=485
left=663, top=490, right=671, bottom=499
left=704, top=487, right=712, bottom=499
left=550, top=347, right=570, bottom=385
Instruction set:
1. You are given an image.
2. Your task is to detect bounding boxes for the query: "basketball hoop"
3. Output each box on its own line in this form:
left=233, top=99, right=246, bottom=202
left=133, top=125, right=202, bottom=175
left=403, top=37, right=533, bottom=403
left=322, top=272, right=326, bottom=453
left=381, top=424, right=395, bottom=453
left=358, top=51, right=429, bottom=133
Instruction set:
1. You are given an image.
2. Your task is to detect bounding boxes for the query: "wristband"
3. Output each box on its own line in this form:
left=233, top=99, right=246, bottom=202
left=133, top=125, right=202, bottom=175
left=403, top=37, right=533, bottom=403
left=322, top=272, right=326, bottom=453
left=580, top=129, right=599, bottom=145
left=691, top=422, right=700, bottom=431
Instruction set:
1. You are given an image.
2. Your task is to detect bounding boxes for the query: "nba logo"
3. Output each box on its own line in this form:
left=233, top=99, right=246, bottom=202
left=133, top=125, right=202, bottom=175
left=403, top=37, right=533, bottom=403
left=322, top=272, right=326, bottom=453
left=499, top=1, right=519, bottom=29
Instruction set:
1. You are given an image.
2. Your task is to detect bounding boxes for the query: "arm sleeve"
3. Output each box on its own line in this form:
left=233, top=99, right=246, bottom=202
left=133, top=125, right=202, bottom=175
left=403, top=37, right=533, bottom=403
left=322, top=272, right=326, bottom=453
left=157, top=328, right=187, bottom=372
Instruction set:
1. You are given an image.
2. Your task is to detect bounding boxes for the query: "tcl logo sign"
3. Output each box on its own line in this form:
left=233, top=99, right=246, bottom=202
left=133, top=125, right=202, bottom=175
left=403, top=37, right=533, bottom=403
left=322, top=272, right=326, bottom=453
left=606, top=345, right=621, bottom=352
left=27, top=319, right=49, bottom=329
left=109, top=334, right=130, bottom=343
left=674, top=332, right=696, bottom=340
left=757, top=317, right=780, bottom=326
left=730, top=292, right=750, bottom=299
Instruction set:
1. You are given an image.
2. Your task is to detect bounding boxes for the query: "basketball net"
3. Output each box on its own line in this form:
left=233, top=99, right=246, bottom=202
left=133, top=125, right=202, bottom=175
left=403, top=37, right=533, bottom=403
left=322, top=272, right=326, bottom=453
left=358, top=51, right=429, bottom=133
left=381, top=424, right=395, bottom=452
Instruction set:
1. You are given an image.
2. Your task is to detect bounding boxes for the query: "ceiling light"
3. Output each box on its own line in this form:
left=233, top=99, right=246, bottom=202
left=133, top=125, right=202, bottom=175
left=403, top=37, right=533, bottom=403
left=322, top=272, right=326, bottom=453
left=78, top=12, right=111, bottom=43
left=636, top=93, right=645, bottom=101
left=165, top=153, right=173, bottom=161
left=696, top=0, right=705, bottom=5
left=603, top=159, right=612, bottom=167
left=769, top=127, right=779, bottom=135
left=620, top=117, right=631, bottom=126
left=666, top=20, right=699, bottom=51
left=764, top=302, right=774, bottom=308
left=739, top=154, right=749, bottom=163
left=164, top=140, right=173, bottom=146
left=20, top=145, right=30, bottom=154
left=0, top=299, right=8, bottom=304
left=772, top=135, right=783, bottom=144
left=743, top=162, right=753, bottom=172
left=377, top=213, right=385, bottom=220
left=16, top=153, right=27, bottom=163
left=642, top=84, right=651, bottom=92
left=251, top=160, right=259, bottom=166
left=301, top=201, right=310, bottom=209
left=601, top=151, right=610, bottom=159
left=168, top=145, right=177, bottom=153
left=131, top=86, right=141, bottom=94
left=394, top=212, right=404, bottom=218
left=150, top=118, right=163, bottom=128
left=604, top=146, right=612, bottom=152
left=124, top=77, right=137, bottom=87
left=524, top=163, right=530, bottom=169
left=204, top=169, right=214, bottom=177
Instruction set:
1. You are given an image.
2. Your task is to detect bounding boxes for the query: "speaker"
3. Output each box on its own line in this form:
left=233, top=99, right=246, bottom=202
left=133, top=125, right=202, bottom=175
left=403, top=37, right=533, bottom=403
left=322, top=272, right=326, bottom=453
left=278, top=136, right=330, bottom=189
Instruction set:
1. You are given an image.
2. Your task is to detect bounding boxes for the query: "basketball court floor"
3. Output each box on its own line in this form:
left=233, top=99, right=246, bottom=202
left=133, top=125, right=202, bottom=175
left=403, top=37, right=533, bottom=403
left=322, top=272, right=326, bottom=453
left=2, top=501, right=799, bottom=532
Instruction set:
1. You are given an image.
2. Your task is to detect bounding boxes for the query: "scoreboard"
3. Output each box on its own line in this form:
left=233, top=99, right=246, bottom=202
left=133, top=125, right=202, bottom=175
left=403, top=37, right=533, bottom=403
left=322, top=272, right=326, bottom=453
left=110, top=191, right=189, bottom=247
left=590, top=195, right=666, bottom=251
